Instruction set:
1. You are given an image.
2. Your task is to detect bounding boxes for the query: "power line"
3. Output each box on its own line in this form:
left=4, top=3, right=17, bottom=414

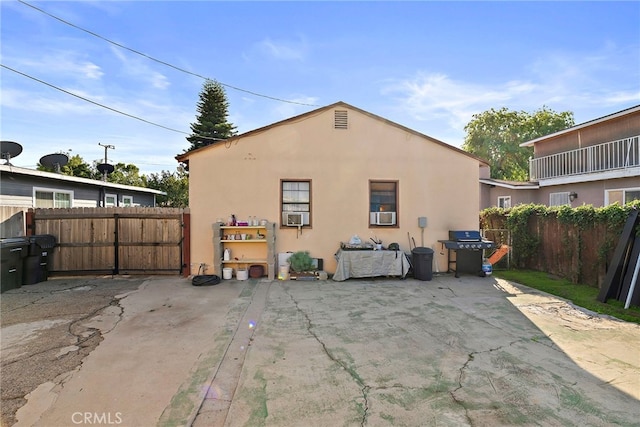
left=1, top=63, right=223, bottom=141
left=17, top=0, right=320, bottom=107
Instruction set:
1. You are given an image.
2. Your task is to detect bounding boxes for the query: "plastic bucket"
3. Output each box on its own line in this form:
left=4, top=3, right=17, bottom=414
left=278, top=265, right=290, bottom=280
left=222, top=267, right=233, bottom=280
left=236, top=268, right=248, bottom=281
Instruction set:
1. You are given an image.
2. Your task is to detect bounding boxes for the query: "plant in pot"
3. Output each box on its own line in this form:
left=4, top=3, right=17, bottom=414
left=287, top=251, right=315, bottom=279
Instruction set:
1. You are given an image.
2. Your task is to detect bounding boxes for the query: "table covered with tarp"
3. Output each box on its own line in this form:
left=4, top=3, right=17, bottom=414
left=333, top=249, right=410, bottom=281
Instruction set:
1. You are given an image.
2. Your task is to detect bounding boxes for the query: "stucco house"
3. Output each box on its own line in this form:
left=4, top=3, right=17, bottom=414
left=177, top=101, right=488, bottom=277
left=481, top=105, right=640, bottom=209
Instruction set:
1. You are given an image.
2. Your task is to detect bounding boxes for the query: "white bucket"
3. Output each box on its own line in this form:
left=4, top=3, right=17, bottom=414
left=222, top=268, right=233, bottom=280
left=236, top=268, right=248, bottom=281
left=278, top=265, right=290, bottom=280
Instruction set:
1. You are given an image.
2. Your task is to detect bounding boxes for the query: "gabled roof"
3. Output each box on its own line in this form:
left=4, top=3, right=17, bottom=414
left=176, top=101, right=489, bottom=166
left=0, top=164, right=165, bottom=195
left=520, top=104, right=640, bottom=147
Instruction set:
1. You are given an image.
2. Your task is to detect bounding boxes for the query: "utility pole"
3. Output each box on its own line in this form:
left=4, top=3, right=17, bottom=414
left=98, top=143, right=115, bottom=181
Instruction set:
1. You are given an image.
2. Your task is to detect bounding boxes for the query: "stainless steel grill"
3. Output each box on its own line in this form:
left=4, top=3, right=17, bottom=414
left=438, top=231, right=494, bottom=277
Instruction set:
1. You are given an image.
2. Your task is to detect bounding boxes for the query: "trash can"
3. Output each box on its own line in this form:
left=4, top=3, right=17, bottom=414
left=412, top=247, right=434, bottom=281
left=1, top=237, right=29, bottom=292
left=23, top=234, right=56, bottom=285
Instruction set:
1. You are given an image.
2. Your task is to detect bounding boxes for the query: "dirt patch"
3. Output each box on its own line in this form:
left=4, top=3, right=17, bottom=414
left=0, top=276, right=147, bottom=427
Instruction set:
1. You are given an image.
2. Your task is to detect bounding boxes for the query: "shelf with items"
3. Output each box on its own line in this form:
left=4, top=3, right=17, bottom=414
left=213, top=221, right=276, bottom=280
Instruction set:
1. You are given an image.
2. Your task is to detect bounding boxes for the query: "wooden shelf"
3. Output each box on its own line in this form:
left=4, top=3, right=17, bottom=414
left=222, top=259, right=267, bottom=264
left=213, top=221, right=276, bottom=280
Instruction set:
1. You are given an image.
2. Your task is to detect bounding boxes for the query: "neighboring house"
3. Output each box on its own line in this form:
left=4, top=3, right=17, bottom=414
left=176, top=101, right=488, bottom=276
left=481, top=105, right=640, bottom=209
left=0, top=164, right=164, bottom=208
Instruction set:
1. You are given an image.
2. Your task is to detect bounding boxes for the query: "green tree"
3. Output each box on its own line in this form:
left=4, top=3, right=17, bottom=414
left=463, top=106, right=574, bottom=181
left=186, top=79, right=237, bottom=151
left=146, top=167, right=189, bottom=207
left=37, top=153, right=93, bottom=178
left=102, top=162, right=147, bottom=187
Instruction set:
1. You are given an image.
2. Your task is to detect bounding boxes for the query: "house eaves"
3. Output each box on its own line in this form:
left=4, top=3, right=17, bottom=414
left=480, top=178, right=540, bottom=190
left=175, top=101, right=490, bottom=167
left=0, top=164, right=166, bottom=195
left=520, top=104, right=640, bottom=148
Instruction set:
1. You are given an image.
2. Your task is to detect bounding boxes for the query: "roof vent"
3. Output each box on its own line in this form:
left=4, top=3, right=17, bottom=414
left=334, top=110, right=348, bottom=129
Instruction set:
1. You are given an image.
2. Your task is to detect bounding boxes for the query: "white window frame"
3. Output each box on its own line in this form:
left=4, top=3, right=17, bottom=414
left=605, top=187, right=640, bottom=206
left=549, top=192, right=570, bottom=207
left=104, top=193, right=117, bottom=207
left=497, top=196, right=511, bottom=209
left=122, top=195, right=134, bottom=207
left=33, top=187, right=73, bottom=208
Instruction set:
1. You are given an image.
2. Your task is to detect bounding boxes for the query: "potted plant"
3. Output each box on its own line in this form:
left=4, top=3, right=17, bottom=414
left=287, top=251, right=315, bottom=279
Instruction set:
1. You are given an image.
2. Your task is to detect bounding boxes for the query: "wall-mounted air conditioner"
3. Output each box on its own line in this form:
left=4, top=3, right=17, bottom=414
left=283, top=212, right=309, bottom=226
left=370, top=211, right=396, bottom=226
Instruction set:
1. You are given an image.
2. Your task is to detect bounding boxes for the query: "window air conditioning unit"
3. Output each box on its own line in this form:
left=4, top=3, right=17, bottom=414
left=370, top=212, right=396, bottom=226
left=284, top=212, right=306, bottom=226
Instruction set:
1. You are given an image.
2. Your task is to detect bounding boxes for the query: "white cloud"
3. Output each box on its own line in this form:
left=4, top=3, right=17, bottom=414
left=382, top=72, right=539, bottom=131
left=109, top=46, right=170, bottom=90
left=255, top=36, right=308, bottom=61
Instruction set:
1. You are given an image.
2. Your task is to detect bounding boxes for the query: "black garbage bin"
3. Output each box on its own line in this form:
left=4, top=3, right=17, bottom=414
left=23, top=234, right=56, bottom=285
left=412, top=247, right=434, bottom=281
left=1, top=237, right=29, bottom=292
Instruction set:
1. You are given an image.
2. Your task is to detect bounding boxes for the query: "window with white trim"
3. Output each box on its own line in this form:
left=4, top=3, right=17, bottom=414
left=105, top=193, right=117, bottom=207
left=606, top=188, right=640, bottom=206
left=549, top=192, right=570, bottom=207
left=498, top=196, right=511, bottom=209
left=122, top=195, right=134, bottom=207
left=34, top=188, right=72, bottom=208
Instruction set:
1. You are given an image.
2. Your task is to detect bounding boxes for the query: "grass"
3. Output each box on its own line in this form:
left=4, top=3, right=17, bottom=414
left=493, top=270, right=640, bottom=325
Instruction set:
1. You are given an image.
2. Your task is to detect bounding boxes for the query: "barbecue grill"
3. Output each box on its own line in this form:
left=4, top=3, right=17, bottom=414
left=438, top=231, right=494, bottom=277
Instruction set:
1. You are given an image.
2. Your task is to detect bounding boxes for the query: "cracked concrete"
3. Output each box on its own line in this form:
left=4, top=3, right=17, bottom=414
left=1, top=276, right=145, bottom=427
left=2, top=275, right=639, bottom=427
left=225, top=277, right=640, bottom=426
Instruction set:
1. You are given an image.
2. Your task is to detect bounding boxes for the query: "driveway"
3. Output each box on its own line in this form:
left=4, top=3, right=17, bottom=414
left=1, top=275, right=639, bottom=426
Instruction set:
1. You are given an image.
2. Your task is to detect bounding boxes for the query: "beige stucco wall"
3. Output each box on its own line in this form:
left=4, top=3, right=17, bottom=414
left=186, top=106, right=481, bottom=276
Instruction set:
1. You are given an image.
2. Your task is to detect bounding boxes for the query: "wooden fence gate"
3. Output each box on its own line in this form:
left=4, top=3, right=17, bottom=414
left=27, top=207, right=189, bottom=275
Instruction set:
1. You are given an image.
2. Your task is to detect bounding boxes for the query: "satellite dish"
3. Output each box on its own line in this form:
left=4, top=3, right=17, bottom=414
left=97, top=163, right=115, bottom=175
left=39, top=153, right=69, bottom=173
left=1, top=141, right=23, bottom=165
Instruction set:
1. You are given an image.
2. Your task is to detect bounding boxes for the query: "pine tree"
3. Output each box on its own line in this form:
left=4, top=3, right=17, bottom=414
left=186, top=79, right=237, bottom=151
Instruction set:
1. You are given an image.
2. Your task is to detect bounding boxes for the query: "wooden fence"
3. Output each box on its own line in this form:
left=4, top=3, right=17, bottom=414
left=27, top=207, right=190, bottom=276
left=482, top=212, right=623, bottom=287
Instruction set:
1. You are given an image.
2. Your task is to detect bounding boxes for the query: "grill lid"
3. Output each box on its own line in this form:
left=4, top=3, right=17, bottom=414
left=449, top=230, right=482, bottom=242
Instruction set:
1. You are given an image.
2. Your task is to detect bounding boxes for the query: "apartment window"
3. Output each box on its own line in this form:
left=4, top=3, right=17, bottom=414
left=281, top=180, right=311, bottom=226
left=122, top=195, right=134, bottom=207
left=369, top=180, right=398, bottom=226
left=34, top=188, right=72, bottom=208
left=105, top=194, right=117, bottom=207
left=498, top=196, right=511, bottom=209
left=606, top=188, right=640, bottom=206
left=549, top=192, right=570, bottom=207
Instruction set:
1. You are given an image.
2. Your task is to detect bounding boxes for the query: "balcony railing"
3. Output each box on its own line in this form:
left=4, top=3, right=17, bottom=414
left=529, top=135, right=640, bottom=180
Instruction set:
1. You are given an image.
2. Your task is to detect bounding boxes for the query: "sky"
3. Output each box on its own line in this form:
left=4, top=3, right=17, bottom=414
left=1, top=1, right=639, bottom=176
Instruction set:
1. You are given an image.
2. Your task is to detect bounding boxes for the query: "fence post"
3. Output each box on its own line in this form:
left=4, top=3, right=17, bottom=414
left=182, top=210, right=191, bottom=277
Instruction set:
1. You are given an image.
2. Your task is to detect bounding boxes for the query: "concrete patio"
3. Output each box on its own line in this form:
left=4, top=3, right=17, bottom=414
left=2, top=274, right=639, bottom=426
